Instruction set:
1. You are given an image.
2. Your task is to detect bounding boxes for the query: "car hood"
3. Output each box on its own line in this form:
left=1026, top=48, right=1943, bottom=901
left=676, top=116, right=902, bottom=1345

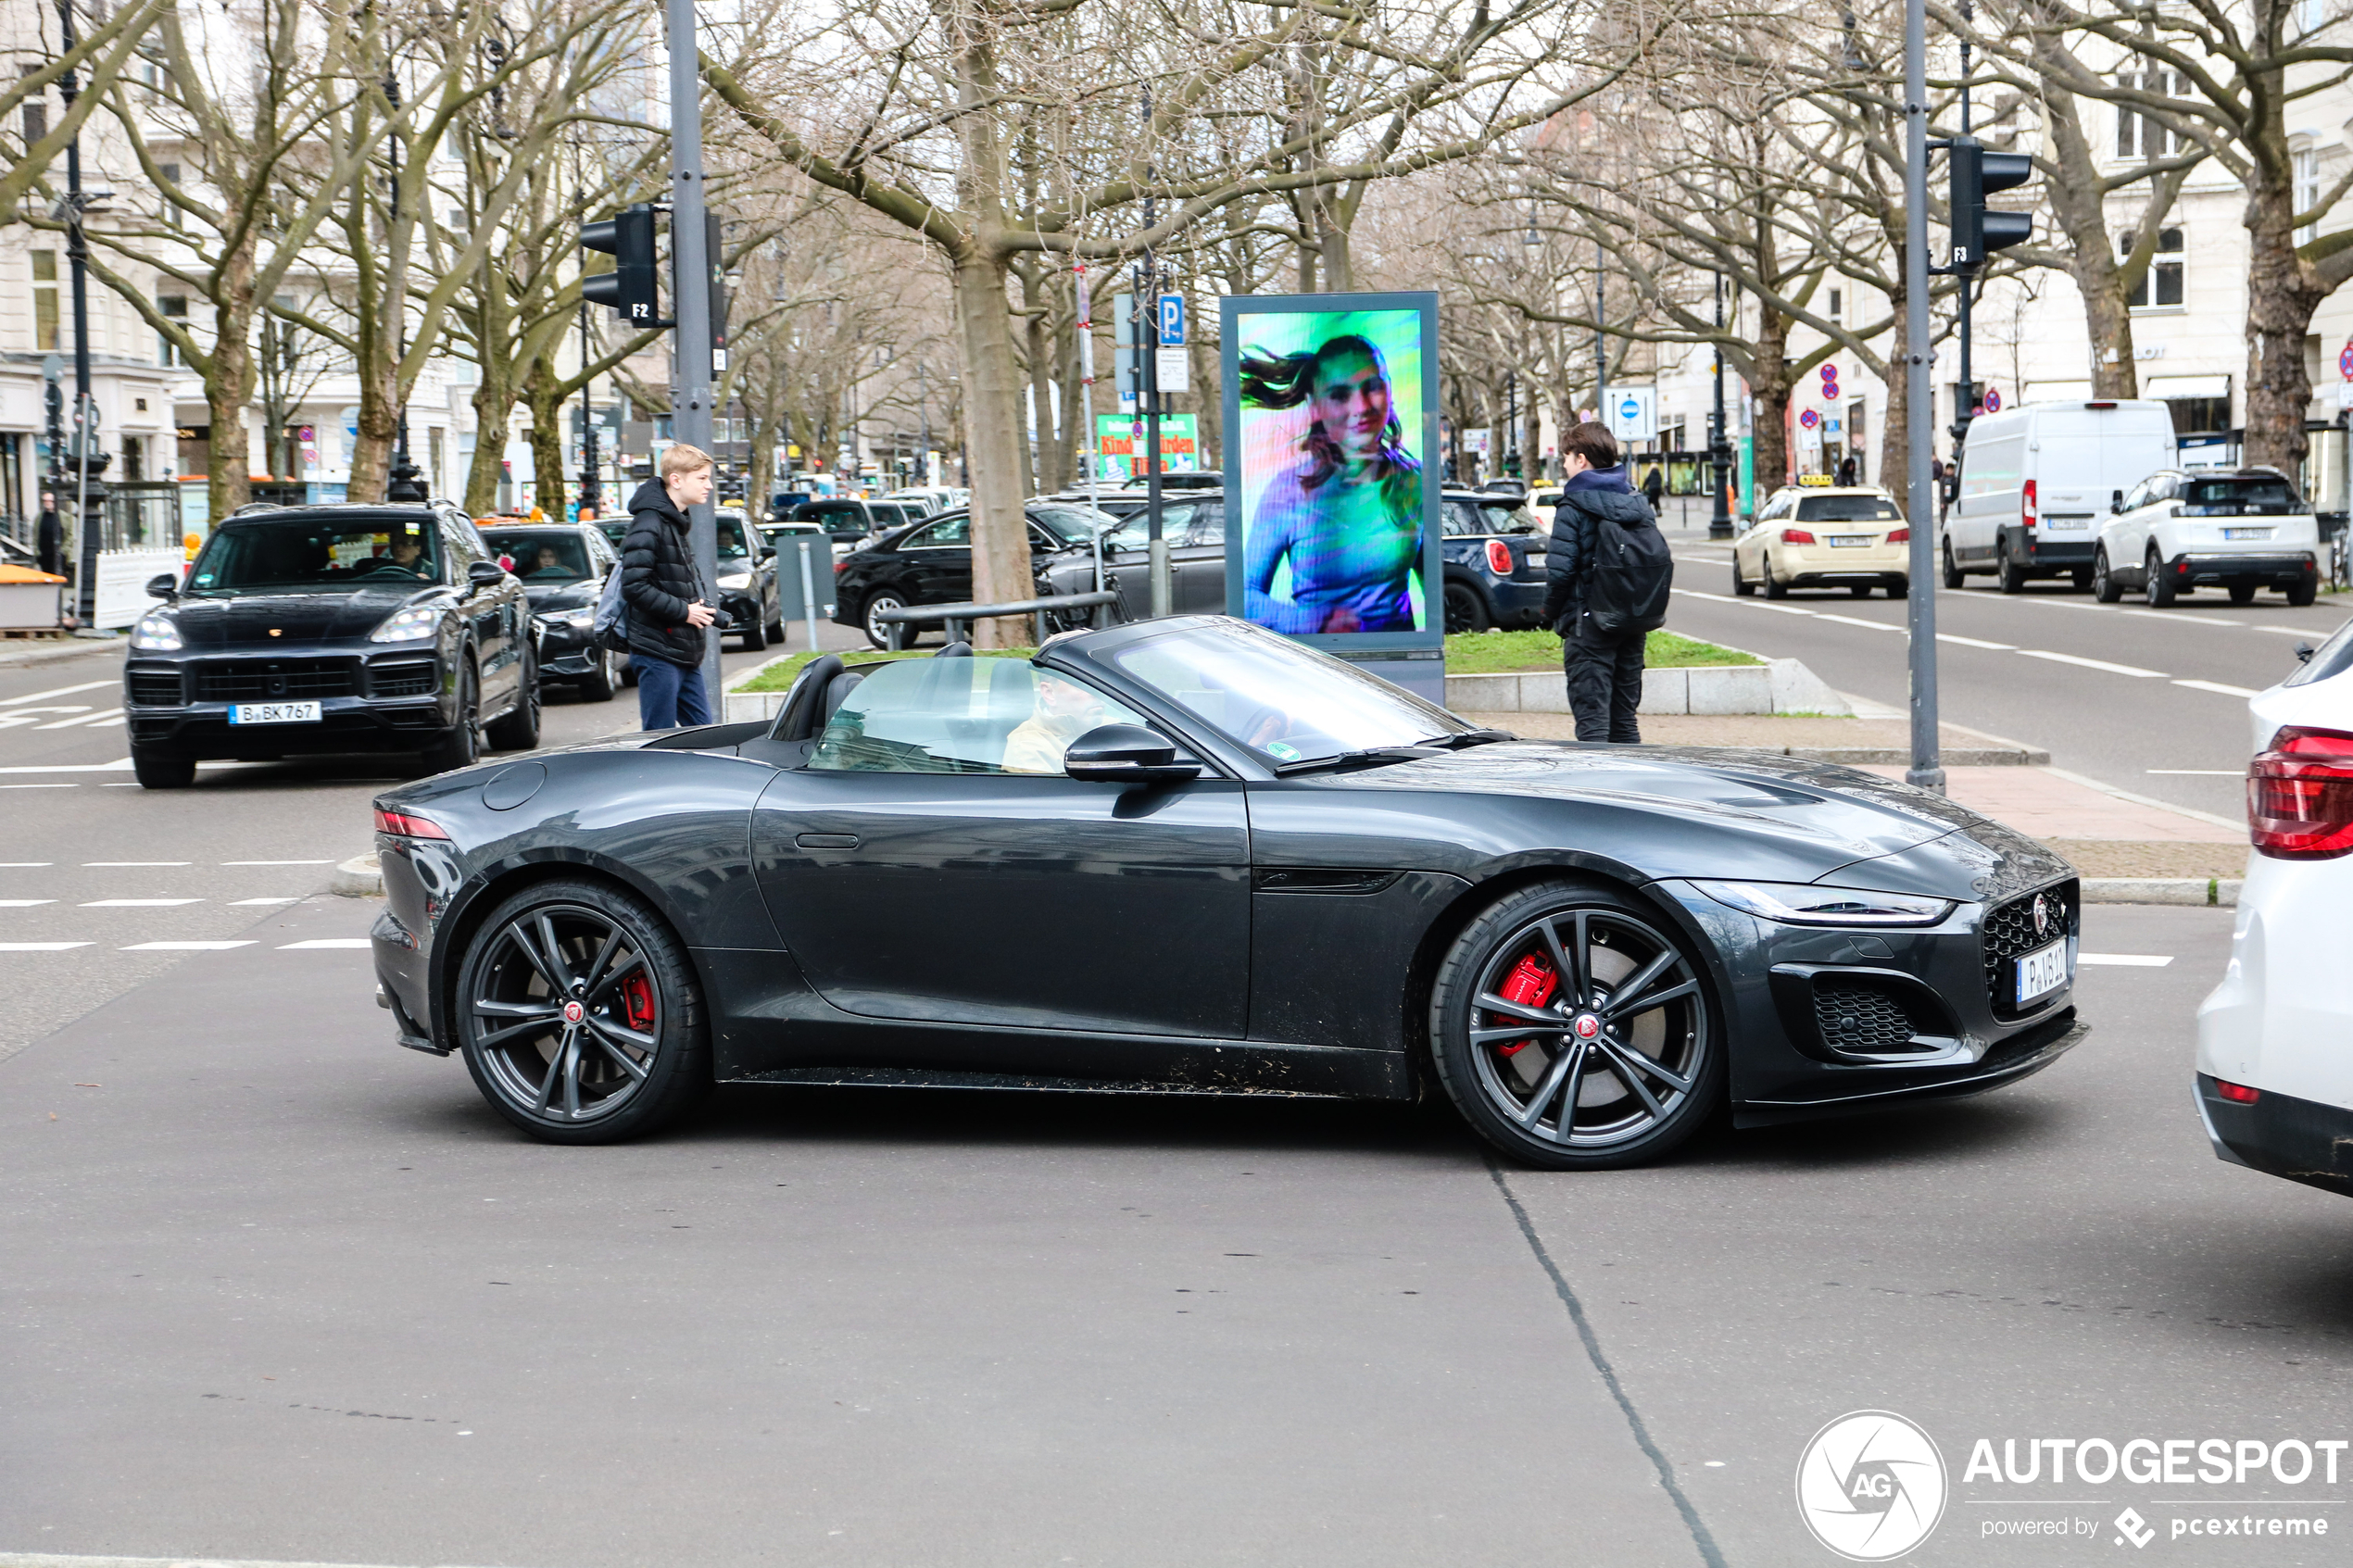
left=170, top=586, right=443, bottom=646
left=521, top=581, right=598, bottom=612
left=1320, top=742, right=2044, bottom=889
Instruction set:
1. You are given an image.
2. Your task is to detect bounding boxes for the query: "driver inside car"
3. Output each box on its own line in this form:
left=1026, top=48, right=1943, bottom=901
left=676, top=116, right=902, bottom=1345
left=1001, top=673, right=1110, bottom=774
left=385, top=532, right=429, bottom=575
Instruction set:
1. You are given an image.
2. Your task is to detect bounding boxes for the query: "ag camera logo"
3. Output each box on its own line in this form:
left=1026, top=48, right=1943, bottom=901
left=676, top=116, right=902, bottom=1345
left=1796, top=1410, right=1948, bottom=1561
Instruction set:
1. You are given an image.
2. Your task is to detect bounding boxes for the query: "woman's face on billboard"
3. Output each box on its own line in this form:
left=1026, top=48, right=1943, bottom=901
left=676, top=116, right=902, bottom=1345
left=1312, top=347, right=1390, bottom=460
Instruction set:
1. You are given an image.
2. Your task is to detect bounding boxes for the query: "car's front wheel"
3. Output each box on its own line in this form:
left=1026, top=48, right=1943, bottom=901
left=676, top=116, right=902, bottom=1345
left=485, top=645, right=540, bottom=750
left=132, top=746, right=195, bottom=790
left=1429, top=881, right=1721, bottom=1170
left=1730, top=553, right=1755, bottom=596
left=2093, top=547, right=2122, bottom=603
left=455, top=878, right=711, bottom=1144
left=739, top=613, right=767, bottom=652
left=422, top=662, right=481, bottom=773
left=862, top=591, right=911, bottom=650
left=579, top=646, right=617, bottom=702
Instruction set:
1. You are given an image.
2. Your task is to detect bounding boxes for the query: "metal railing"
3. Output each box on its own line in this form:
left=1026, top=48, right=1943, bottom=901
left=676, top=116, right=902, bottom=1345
left=875, top=590, right=1119, bottom=650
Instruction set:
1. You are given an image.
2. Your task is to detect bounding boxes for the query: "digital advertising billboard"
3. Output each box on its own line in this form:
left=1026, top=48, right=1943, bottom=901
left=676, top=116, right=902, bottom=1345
left=1220, top=291, right=1442, bottom=657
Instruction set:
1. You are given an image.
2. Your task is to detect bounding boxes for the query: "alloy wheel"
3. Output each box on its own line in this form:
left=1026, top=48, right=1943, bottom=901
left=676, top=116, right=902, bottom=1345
left=1464, top=906, right=1708, bottom=1150
left=466, top=901, right=662, bottom=1125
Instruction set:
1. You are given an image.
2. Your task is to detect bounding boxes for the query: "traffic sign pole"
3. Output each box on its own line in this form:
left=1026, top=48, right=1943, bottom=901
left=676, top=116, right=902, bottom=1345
left=1902, top=0, right=1943, bottom=793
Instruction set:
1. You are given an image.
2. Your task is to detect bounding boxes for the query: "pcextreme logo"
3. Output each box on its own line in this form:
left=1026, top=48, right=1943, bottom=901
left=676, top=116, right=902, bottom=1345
left=1795, top=1410, right=1950, bottom=1561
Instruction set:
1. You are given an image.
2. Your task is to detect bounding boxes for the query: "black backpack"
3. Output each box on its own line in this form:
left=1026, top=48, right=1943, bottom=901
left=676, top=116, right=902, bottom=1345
left=1584, top=509, right=1674, bottom=637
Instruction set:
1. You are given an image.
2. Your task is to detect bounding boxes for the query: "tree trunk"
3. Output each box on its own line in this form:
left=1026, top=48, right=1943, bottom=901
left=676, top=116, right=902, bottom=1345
left=1748, top=311, right=1793, bottom=498
left=524, top=362, right=567, bottom=520
left=2244, top=173, right=2322, bottom=474
left=953, top=247, right=1034, bottom=648
left=347, top=243, right=395, bottom=502
left=1879, top=274, right=1909, bottom=495
left=204, top=274, right=256, bottom=522
left=464, top=353, right=517, bottom=517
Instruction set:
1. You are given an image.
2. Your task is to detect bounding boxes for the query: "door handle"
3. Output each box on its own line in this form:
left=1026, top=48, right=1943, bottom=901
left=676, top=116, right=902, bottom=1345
left=795, top=833, right=859, bottom=849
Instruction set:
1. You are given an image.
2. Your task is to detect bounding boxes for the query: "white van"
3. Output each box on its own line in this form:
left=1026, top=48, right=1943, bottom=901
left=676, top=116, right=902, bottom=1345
left=1943, top=400, right=2177, bottom=593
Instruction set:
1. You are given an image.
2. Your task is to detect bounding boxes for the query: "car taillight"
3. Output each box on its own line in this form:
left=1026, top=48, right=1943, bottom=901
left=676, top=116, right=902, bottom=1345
left=1886, top=527, right=1910, bottom=545
left=1780, top=528, right=1817, bottom=546
left=834, top=559, right=850, bottom=573
left=2214, top=1079, right=2260, bottom=1104
left=374, top=807, right=450, bottom=840
left=2247, top=726, right=2353, bottom=859
left=2022, top=478, right=2038, bottom=529
left=1484, top=538, right=1515, bottom=575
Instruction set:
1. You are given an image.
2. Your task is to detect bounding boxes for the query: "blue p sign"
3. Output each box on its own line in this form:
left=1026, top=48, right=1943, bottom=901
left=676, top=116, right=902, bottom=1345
left=1158, top=294, right=1185, bottom=347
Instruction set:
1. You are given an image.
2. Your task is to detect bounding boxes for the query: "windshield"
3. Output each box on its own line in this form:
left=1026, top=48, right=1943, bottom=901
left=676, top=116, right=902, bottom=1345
left=186, top=515, right=440, bottom=596
left=1030, top=505, right=1120, bottom=546
left=1101, top=619, right=1471, bottom=766
left=1795, top=495, right=1902, bottom=522
left=2181, top=476, right=2302, bottom=516
left=482, top=530, right=592, bottom=582
left=716, top=515, right=753, bottom=561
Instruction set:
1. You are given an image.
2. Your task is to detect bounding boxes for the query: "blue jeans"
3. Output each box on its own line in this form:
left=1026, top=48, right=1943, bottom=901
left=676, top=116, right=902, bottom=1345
left=635, top=657, right=711, bottom=731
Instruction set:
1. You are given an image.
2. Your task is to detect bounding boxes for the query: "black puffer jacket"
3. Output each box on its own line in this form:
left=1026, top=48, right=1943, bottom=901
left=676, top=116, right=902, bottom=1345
left=1540, top=466, right=1659, bottom=644
left=620, top=477, right=710, bottom=667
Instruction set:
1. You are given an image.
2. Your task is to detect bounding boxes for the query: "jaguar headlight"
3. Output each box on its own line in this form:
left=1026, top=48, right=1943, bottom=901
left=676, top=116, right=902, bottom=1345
left=1692, top=879, right=1956, bottom=928
left=131, top=609, right=182, bottom=651
left=370, top=604, right=442, bottom=643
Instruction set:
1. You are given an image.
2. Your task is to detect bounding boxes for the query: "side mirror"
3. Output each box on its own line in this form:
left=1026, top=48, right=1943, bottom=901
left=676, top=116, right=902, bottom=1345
left=467, top=559, right=508, bottom=587
left=2296, top=642, right=2316, bottom=664
left=2111, top=489, right=2125, bottom=514
left=145, top=571, right=180, bottom=601
left=1063, top=723, right=1202, bottom=784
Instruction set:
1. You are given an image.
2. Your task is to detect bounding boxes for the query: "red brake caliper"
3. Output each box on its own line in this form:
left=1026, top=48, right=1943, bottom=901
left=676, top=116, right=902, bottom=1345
left=621, top=973, right=656, bottom=1033
left=1494, top=953, right=1557, bottom=1057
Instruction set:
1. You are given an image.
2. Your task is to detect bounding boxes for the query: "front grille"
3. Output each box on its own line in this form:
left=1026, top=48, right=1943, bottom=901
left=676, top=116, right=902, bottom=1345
left=1983, top=881, right=2077, bottom=1018
left=126, top=670, right=182, bottom=706
left=1813, top=983, right=1928, bottom=1054
left=193, top=658, right=357, bottom=702
left=369, top=658, right=440, bottom=698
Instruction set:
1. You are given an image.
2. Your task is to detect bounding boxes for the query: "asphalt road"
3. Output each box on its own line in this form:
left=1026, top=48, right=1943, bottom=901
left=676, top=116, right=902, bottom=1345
left=1655, top=521, right=2349, bottom=822
left=6, top=902, right=2347, bottom=1567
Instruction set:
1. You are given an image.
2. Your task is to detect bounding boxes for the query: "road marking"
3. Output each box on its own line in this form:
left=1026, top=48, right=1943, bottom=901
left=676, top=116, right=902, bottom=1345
left=32, top=708, right=123, bottom=730
left=0, top=899, right=57, bottom=907
left=221, top=859, right=336, bottom=866
left=0, top=758, right=135, bottom=773
left=0, top=783, right=76, bottom=789
left=1750, top=601, right=1817, bottom=615
left=231, top=897, right=303, bottom=906
left=1813, top=613, right=1904, bottom=632
left=2147, top=768, right=2244, bottom=775
left=2171, top=679, right=2260, bottom=698
left=0, top=678, right=116, bottom=706
left=280, top=937, right=371, bottom=948
left=1670, top=587, right=1743, bottom=604
left=0, top=941, right=93, bottom=950
left=122, top=940, right=256, bottom=951
left=0, top=861, right=54, bottom=866
left=2124, top=608, right=2240, bottom=626
left=2080, top=953, right=2173, bottom=967
left=82, top=898, right=203, bottom=908
left=2016, top=649, right=2169, bottom=677
left=2251, top=624, right=2325, bottom=637
left=85, top=860, right=192, bottom=867
left=1936, top=633, right=2015, bottom=649
left=0, top=706, right=94, bottom=728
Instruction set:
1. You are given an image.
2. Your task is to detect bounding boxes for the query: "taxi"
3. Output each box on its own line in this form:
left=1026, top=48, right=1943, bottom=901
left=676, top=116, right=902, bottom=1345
left=1731, top=478, right=1910, bottom=599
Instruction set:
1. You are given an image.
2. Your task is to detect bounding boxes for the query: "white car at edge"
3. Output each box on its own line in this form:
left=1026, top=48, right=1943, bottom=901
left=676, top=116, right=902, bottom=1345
left=2195, top=619, right=2353, bottom=1195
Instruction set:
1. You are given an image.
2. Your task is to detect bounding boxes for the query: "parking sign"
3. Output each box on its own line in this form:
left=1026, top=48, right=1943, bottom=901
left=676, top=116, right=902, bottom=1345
left=1158, top=294, right=1185, bottom=347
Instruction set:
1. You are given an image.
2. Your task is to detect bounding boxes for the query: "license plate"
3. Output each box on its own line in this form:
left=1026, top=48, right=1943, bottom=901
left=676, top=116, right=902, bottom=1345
left=1524, top=551, right=1547, bottom=568
left=2224, top=527, right=2271, bottom=541
left=2015, top=939, right=2069, bottom=1006
left=1829, top=534, right=1872, bottom=547
left=228, top=701, right=321, bottom=725
left=2042, top=516, right=2092, bottom=533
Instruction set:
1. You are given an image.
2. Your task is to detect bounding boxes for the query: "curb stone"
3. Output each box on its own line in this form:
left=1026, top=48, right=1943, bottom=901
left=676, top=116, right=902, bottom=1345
left=0, top=635, right=122, bottom=671
left=2081, top=877, right=2241, bottom=908
left=331, top=853, right=384, bottom=897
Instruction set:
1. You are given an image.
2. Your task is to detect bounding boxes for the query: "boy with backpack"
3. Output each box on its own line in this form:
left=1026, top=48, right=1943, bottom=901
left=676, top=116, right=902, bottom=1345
left=1539, top=421, right=1674, bottom=744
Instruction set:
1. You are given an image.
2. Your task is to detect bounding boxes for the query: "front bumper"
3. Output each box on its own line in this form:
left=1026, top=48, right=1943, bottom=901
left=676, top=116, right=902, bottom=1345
left=125, top=648, right=454, bottom=758
left=534, top=618, right=607, bottom=679
left=2196, top=1074, right=2353, bottom=1196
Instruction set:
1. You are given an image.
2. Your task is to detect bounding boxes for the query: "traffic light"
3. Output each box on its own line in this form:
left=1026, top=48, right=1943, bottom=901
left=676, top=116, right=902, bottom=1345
left=581, top=204, right=662, bottom=326
left=696, top=212, right=729, bottom=358
left=1948, top=138, right=2032, bottom=271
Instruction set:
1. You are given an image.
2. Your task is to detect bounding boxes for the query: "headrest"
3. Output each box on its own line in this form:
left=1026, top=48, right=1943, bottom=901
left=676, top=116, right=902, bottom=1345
left=937, top=641, right=973, bottom=659
left=769, top=653, right=843, bottom=741
left=823, top=670, right=865, bottom=717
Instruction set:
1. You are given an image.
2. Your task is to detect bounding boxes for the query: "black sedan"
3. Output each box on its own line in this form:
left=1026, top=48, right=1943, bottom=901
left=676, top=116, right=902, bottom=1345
left=1035, top=492, right=1229, bottom=619
left=369, top=616, right=2086, bottom=1168
left=479, top=522, right=628, bottom=700
left=833, top=501, right=1114, bottom=647
left=125, top=503, right=539, bottom=788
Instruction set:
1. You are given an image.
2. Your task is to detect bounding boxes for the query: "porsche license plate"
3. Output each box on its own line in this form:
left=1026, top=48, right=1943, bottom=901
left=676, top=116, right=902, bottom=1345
left=228, top=701, right=321, bottom=725
left=1829, top=534, right=1872, bottom=547
left=2015, top=939, right=2069, bottom=1006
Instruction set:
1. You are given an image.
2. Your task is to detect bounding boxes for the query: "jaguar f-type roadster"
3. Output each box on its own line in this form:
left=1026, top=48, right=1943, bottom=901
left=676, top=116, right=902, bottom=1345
left=369, top=616, right=2086, bottom=1169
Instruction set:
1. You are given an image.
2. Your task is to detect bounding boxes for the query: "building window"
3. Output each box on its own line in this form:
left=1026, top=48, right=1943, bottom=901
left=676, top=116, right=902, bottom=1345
left=2124, top=227, right=2185, bottom=309
left=1828, top=287, right=1843, bottom=321
left=158, top=294, right=187, bottom=367
left=33, top=249, right=59, bottom=351
left=2117, top=71, right=2188, bottom=159
left=2296, top=144, right=2322, bottom=245
left=18, top=64, right=44, bottom=145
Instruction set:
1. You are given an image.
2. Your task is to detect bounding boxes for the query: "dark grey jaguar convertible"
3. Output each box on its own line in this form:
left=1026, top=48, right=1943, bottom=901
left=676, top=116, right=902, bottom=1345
left=369, top=617, right=2085, bottom=1168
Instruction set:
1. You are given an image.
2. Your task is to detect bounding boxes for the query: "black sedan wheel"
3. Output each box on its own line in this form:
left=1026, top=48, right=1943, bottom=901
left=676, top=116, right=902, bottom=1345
left=485, top=645, right=541, bottom=750
left=1443, top=580, right=1491, bottom=633
left=132, top=746, right=195, bottom=790
left=422, top=662, right=481, bottom=773
left=1431, top=881, right=1719, bottom=1170
left=579, top=646, right=617, bottom=702
left=456, top=879, right=711, bottom=1143
left=862, top=591, right=912, bottom=649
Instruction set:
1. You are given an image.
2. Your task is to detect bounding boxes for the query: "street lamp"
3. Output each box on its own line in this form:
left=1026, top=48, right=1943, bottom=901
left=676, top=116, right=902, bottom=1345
left=384, top=69, right=427, bottom=503
left=57, top=0, right=112, bottom=625
left=1709, top=270, right=1734, bottom=540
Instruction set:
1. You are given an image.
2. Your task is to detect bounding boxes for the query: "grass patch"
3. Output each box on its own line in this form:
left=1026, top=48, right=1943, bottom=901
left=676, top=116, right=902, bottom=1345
left=733, top=644, right=1034, bottom=693
left=1441, top=628, right=1759, bottom=674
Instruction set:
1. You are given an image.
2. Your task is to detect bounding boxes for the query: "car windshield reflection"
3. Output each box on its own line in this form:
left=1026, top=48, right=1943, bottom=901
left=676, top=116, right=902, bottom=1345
left=481, top=530, right=593, bottom=582
left=184, top=515, right=441, bottom=596
left=1101, top=619, right=1470, bottom=766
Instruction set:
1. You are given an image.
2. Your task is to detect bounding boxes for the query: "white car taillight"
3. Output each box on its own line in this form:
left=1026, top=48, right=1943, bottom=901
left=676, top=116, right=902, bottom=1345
left=2247, top=726, right=2353, bottom=859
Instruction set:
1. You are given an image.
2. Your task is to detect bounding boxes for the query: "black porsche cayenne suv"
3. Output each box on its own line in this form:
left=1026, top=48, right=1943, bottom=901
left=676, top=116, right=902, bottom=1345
left=122, top=502, right=540, bottom=789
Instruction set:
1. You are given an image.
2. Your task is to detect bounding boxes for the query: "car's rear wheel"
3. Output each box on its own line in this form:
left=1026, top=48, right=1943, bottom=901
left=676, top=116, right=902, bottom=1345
left=2093, top=547, right=2122, bottom=603
left=862, top=591, right=911, bottom=650
left=1429, top=881, right=1721, bottom=1170
left=1997, top=543, right=2026, bottom=594
left=579, top=646, right=617, bottom=702
left=1848, top=583, right=1872, bottom=598
left=1763, top=562, right=1789, bottom=598
left=1443, top=580, right=1491, bottom=633
left=1730, top=554, right=1755, bottom=596
left=2288, top=577, right=2318, bottom=607
left=455, top=878, right=711, bottom=1144
left=422, top=662, right=481, bottom=773
left=2145, top=546, right=2177, bottom=607
left=1942, top=539, right=1964, bottom=589
left=1887, top=578, right=1909, bottom=599
left=2228, top=582, right=2258, bottom=606
left=132, top=746, right=195, bottom=790
left=485, top=645, right=540, bottom=750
